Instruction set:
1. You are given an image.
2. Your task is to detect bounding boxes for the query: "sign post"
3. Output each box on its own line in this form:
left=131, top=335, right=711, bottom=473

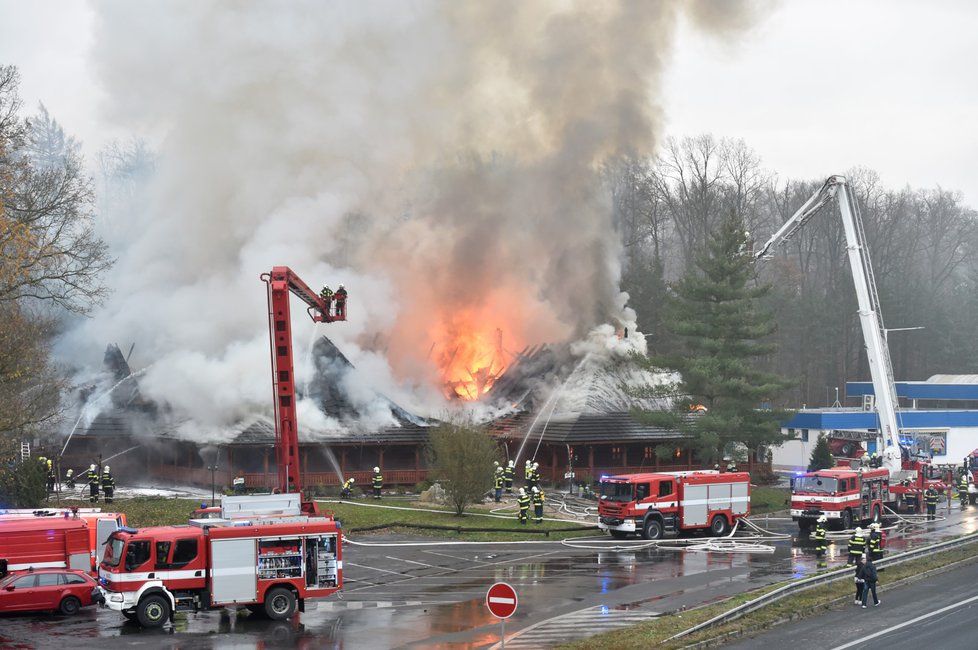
left=486, top=581, right=518, bottom=648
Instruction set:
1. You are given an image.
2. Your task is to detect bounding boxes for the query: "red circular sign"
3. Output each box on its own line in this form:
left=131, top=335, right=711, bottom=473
left=486, top=582, right=518, bottom=619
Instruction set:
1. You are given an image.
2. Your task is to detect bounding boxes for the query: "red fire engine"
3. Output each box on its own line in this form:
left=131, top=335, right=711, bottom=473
left=790, top=467, right=889, bottom=531
left=98, top=496, right=342, bottom=627
left=97, top=267, right=347, bottom=627
left=0, top=517, right=92, bottom=577
left=597, top=471, right=751, bottom=540
left=0, top=508, right=127, bottom=570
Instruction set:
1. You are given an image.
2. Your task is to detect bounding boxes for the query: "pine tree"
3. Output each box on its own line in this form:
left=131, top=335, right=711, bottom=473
left=807, top=435, right=835, bottom=471
left=634, top=211, right=792, bottom=464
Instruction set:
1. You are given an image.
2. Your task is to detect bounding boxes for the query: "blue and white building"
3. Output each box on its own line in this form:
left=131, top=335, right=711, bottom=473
left=773, top=375, right=978, bottom=471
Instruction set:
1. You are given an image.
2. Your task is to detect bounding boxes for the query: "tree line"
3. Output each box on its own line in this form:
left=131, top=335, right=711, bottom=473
left=612, top=134, right=978, bottom=411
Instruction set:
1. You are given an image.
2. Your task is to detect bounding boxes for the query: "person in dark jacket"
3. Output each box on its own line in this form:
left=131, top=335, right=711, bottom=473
left=858, top=556, right=880, bottom=607
left=854, top=556, right=865, bottom=605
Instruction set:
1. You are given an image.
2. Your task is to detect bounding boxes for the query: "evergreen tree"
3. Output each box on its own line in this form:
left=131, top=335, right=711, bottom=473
left=634, top=211, right=792, bottom=464
left=807, top=435, right=835, bottom=471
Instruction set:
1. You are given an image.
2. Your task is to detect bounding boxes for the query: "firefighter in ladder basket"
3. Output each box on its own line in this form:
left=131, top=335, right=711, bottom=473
left=372, top=467, right=383, bottom=499
left=334, top=284, right=347, bottom=319
left=87, top=464, right=100, bottom=503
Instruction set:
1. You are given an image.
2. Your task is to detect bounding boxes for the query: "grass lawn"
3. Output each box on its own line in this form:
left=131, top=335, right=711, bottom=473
left=560, top=537, right=978, bottom=649
left=751, top=485, right=790, bottom=515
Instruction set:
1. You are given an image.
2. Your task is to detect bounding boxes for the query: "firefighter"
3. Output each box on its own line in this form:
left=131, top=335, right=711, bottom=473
left=504, top=460, right=515, bottom=493
left=320, top=285, right=333, bottom=304
left=847, top=527, right=866, bottom=565
left=924, top=485, right=939, bottom=520
left=517, top=488, right=530, bottom=525
left=868, top=522, right=884, bottom=560
left=372, top=467, right=383, bottom=499
left=958, top=474, right=969, bottom=508
left=532, top=486, right=545, bottom=524
left=233, top=471, right=246, bottom=494
left=65, top=468, right=75, bottom=490
left=813, top=515, right=828, bottom=560
left=493, top=467, right=504, bottom=503
left=334, top=284, right=347, bottom=319
left=530, top=462, right=540, bottom=490
left=87, top=464, right=100, bottom=503
left=340, top=477, right=355, bottom=498
left=46, top=459, right=56, bottom=493
left=726, top=461, right=737, bottom=473
left=524, top=460, right=533, bottom=489
left=101, top=465, right=116, bottom=504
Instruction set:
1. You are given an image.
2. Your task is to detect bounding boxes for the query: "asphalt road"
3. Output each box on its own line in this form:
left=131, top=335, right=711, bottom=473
left=724, top=548, right=978, bottom=650
left=1, top=498, right=976, bottom=649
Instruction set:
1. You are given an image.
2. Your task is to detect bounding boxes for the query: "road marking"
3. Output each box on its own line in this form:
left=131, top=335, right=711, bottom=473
left=386, top=555, right=440, bottom=569
left=493, top=606, right=661, bottom=649
left=345, top=562, right=404, bottom=576
left=830, top=592, right=978, bottom=650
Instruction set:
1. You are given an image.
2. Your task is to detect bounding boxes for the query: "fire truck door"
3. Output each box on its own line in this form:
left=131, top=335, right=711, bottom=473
left=65, top=530, right=90, bottom=571
left=210, top=539, right=257, bottom=605
left=861, top=481, right=871, bottom=517
left=96, top=518, right=118, bottom=564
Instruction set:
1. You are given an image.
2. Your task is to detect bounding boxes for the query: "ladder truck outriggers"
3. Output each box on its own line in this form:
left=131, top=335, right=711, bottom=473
left=755, top=176, right=938, bottom=530
left=97, top=267, right=346, bottom=627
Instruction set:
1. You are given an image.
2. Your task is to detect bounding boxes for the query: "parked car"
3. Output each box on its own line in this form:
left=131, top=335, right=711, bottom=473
left=0, top=569, right=103, bottom=615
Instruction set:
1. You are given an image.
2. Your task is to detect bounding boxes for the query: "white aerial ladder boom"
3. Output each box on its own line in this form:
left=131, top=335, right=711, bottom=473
left=755, top=175, right=905, bottom=475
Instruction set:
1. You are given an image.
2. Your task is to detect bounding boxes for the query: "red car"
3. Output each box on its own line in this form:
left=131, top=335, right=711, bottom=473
left=0, top=569, right=103, bottom=615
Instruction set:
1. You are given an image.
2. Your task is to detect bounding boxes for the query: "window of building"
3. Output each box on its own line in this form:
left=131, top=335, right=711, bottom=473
left=800, top=429, right=810, bottom=442
left=611, top=446, right=624, bottom=462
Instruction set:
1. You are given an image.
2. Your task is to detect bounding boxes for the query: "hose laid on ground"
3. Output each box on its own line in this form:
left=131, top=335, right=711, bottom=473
left=321, top=498, right=591, bottom=526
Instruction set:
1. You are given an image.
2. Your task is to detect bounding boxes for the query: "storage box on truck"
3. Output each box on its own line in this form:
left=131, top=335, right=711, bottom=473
left=0, top=518, right=92, bottom=577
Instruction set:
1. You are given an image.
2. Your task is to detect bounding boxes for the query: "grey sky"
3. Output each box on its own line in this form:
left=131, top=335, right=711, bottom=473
left=2, top=1, right=976, bottom=203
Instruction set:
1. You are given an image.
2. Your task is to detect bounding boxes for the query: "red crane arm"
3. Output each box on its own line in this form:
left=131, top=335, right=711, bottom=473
left=260, top=266, right=346, bottom=495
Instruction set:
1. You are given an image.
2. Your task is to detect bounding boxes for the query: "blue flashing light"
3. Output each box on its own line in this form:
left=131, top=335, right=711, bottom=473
left=600, top=605, right=610, bottom=615
left=600, top=475, right=609, bottom=481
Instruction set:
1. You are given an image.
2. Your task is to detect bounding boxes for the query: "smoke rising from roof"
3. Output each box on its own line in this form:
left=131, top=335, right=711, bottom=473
left=57, top=1, right=759, bottom=438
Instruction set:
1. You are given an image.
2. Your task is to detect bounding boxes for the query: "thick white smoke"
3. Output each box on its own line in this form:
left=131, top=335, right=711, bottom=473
left=57, top=1, right=759, bottom=439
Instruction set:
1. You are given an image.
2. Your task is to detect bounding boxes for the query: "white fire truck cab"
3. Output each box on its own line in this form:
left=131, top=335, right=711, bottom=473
left=597, top=471, right=751, bottom=540
left=97, top=494, right=341, bottom=627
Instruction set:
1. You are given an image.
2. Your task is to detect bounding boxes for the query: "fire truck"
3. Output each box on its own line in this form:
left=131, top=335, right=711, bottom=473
left=0, top=508, right=127, bottom=569
left=790, top=467, right=889, bottom=531
left=98, top=495, right=341, bottom=627
left=97, top=267, right=347, bottom=627
left=597, top=471, right=751, bottom=540
left=757, top=177, right=945, bottom=529
left=0, top=517, right=92, bottom=577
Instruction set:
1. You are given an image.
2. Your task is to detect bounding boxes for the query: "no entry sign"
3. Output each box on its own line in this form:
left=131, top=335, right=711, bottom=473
left=486, top=582, right=518, bottom=619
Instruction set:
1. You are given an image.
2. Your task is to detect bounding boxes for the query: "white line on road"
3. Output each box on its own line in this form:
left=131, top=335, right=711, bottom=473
left=386, top=555, right=441, bottom=569
left=345, top=562, right=404, bottom=576
left=830, top=592, right=978, bottom=650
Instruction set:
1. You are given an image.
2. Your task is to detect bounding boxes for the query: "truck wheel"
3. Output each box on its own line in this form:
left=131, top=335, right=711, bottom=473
left=609, top=530, right=628, bottom=540
left=641, top=519, right=663, bottom=540
left=264, top=587, right=297, bottom=621
left=710, top=514, right=730, bottom=537
left=841, top=509, right=853, bottom=531
left=59, top=596, right=81, bottom=616
left=136, top=594, right=171, bottom=628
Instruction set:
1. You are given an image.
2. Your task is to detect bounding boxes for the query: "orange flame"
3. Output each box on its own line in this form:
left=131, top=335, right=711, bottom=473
left=436, top=315, right=509, bottom=401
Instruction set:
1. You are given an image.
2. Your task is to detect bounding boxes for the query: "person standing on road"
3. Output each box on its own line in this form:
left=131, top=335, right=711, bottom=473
left=924, top=486, right=939, bottom=520
left=493, top=467, right=504, bottom=503
left=517, top=488, right=530, bottom=525
left=813, top=515, right=828, bottom=562
left=859, top=555, right=881, bottom=608
left=854, top=556, right=866, bottom=605
left=848, top=527, right=866, bottom=565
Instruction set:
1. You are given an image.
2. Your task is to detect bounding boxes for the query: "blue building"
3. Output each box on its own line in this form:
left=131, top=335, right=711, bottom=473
left=773, top=375, right=978, bottom=471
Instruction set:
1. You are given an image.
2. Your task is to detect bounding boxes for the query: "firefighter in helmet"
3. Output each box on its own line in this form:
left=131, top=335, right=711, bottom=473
left=101, top=465, right=116, bottom=504
left=46, top=459, right=56, bottom=494
left=959, top=473, right=969, bottom=508
left=813, top=515, right=828, bottom=561
left=493, top=465, right=504, bottom=503
left=372, top=467, right=383, bottom=499
left=504, top=460, right=515, bottom=493
left=334, top=284, right=348, bottom=319
left=924, top=485, right=940, bottom=520
left=87, top=464, right=100, bottom=503
left=867, top=522, right=884, bottom=560
left=532, top=486, right=545, bottom=524
left=340, top=477, right=355, bottom=498
left=517, top=488, right=530, bottom=525
left=848, top=527, right=866, bottom=565
left=65, top=468, right=75, bottom=490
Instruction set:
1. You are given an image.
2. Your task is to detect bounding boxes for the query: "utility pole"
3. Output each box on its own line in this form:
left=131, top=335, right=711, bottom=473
left=208, top=451, right=220, bottom=507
